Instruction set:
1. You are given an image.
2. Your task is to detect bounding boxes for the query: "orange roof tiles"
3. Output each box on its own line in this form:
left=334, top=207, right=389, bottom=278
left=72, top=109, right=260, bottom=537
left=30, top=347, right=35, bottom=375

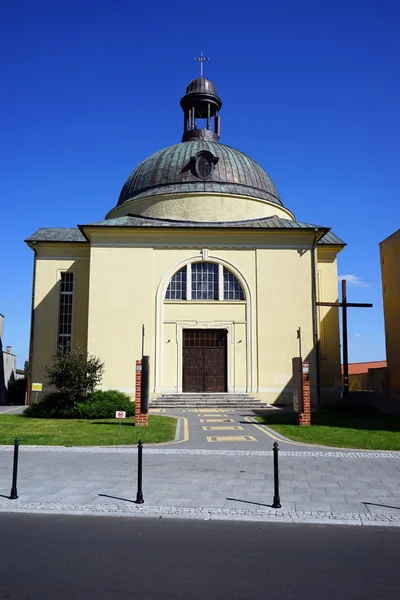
left=341, top=361, right=387, bottom=375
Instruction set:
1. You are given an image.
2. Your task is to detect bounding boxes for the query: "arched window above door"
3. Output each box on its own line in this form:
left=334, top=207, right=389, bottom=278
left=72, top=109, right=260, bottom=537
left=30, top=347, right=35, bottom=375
left=165, top=262, right=245, bottom=301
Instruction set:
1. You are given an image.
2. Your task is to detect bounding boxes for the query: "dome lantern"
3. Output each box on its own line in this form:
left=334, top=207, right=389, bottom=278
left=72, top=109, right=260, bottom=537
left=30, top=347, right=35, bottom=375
left=180, top=54, right=222, bottom=142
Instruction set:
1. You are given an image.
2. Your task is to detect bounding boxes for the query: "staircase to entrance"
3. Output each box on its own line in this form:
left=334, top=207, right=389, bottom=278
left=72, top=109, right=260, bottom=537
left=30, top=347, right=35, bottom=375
left=150, top=393, right=267, bottom=408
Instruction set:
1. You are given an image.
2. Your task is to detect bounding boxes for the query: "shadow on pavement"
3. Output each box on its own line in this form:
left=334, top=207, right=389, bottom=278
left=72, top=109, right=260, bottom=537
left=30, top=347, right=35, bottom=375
left=98, top=493, right=135, bottom=503
left=226, top=497, right=273, bottom=509
left=363, top=501, right=400, bottom=511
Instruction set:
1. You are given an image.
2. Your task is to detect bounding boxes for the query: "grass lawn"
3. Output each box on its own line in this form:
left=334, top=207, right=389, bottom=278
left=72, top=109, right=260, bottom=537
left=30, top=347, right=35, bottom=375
left=255, top=406, right=400, bottom=450
left=0, top=414, right=177, bottom=446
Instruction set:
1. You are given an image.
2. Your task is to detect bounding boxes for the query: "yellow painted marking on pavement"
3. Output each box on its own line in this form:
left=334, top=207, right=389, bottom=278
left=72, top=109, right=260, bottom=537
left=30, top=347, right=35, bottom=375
left=243, top=416, right=311, bottom=447
left=244, top=416, right=358, bottom=450
left=206, top=435, right=257, bottom=443
left=202, top=426, right=244, bottom=431
left=199, top=418, right=234, bottom=423
left=147, top=415, right=189, bottom=446
left=196, top=409, right=220, bottom=413
left=149, top=408, right=166, bottom=413
left=198, top=413, right=229, bottom=417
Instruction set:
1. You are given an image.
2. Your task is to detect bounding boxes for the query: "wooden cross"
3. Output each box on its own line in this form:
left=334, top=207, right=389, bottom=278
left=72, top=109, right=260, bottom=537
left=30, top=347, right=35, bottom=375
left=316, top=279, right=372, bottom=398
left=194, top=52, right=210, bottom=77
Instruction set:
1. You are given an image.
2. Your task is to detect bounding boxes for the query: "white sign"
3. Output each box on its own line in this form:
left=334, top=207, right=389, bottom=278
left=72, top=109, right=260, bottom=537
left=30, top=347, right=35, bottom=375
left=31, top=383, right=43, bottom=391
left=115, top=411, right=126, bottom=419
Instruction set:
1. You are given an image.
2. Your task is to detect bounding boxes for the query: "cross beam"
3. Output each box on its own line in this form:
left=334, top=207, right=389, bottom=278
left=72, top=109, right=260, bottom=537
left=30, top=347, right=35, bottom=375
left=194, top=52, right=210, bottom=77
left=316, top=279, right=372, bottom=398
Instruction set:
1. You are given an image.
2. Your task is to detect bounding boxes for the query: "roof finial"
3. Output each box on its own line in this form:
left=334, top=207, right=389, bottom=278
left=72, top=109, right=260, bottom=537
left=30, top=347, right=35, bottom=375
left=194, top=52, right=210, bottom=77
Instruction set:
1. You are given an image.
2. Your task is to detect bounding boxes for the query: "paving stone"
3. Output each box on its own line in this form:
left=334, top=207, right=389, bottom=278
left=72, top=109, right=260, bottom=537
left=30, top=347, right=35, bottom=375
left=1, top=421, right=400, bottom=527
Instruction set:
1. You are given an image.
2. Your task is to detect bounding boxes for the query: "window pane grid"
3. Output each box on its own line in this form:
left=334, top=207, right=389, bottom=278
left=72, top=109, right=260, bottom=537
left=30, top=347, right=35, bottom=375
left=191, top=263, right=218, bottom=300
left=223, top=268, right=245, bottom=300
left=165, top=263, right=245, bottom=302
left=58, top=272, right=74, bottom=349
left=166, top=267, right=187, bottom=299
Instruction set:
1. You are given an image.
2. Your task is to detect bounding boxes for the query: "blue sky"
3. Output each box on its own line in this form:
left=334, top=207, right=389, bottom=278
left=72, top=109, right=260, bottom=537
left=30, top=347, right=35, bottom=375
left=1, top=0, right=399, bottom=368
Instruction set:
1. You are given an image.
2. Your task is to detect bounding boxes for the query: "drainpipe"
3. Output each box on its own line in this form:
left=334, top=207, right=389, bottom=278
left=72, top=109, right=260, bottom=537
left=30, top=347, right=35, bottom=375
left=27, top=243, right=37, bottom=405
left=311, top=228, right=322, bottom=406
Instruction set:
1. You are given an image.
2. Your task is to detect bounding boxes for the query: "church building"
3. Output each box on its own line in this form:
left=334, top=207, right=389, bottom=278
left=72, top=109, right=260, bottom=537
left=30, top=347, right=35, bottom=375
left=26, top=74, right=345, bottom=406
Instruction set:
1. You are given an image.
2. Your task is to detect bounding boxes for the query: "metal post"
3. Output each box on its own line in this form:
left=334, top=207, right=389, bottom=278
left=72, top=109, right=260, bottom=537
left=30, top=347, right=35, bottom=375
left=272, top=442, right=281, bottom=508
left=141, top=324, right=145, bottom=358
left=135, top=439, right=144, bottom=504
left=9, top=438, right=19, bottom=500
left=141, top=356, right=150, bottom=414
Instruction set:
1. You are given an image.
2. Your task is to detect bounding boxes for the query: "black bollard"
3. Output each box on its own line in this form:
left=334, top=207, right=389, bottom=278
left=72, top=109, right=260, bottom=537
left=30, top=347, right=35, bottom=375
left=135, top=439, right=144, bottom=504
left=272, top=442, right=281, bottom=509
left=9, top=438, right=19, bottom=500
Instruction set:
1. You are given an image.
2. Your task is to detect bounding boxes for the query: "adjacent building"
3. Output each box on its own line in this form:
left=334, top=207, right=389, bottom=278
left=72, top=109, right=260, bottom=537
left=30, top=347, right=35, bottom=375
left=26, top=75, right=345, bottom=406
left=0, top=314, right=18, bottom=404
left=380, top=229, right=400, bottom=400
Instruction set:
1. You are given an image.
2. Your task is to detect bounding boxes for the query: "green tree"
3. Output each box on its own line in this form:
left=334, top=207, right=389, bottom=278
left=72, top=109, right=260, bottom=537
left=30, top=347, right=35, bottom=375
left=46, top=347, right=104, bottom=405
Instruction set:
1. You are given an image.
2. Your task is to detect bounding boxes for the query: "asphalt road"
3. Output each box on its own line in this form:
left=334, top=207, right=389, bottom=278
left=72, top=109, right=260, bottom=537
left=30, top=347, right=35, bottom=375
left=1, top=514, right=399, bottom=599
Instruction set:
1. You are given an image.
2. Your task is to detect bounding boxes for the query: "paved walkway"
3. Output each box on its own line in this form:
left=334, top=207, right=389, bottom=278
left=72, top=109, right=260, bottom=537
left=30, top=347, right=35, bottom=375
left=1, top=406, right=400, bottom=525
left=155, top=407, right=368, bottom=452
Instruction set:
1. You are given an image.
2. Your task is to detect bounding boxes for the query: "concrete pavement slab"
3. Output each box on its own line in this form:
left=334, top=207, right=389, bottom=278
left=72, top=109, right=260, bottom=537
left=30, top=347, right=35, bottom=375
left=1, top=444, right=400, bottom=526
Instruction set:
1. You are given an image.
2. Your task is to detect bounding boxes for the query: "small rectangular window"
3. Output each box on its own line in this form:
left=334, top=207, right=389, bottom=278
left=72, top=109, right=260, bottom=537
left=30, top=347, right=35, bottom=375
left=58, top=272, right=74, bottom=350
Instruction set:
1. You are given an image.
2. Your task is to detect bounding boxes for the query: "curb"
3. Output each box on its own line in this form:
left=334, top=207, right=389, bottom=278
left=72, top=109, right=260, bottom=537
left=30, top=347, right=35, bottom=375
left=0, top=501, right=399, bottom=527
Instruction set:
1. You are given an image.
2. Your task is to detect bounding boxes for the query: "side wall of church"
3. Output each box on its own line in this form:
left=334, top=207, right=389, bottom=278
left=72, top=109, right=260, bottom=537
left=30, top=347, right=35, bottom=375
left=255, top=247, right=316, bottom=404
left=317, top=247, right=342, bottom=403
left=30, top=244, right=90, bottom=400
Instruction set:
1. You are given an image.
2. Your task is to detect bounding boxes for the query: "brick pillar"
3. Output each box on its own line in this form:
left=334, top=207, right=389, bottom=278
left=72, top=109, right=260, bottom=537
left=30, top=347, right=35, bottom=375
left=135, top=359, right=149, bottom=427
left=297, top=361, right=311, bottom=426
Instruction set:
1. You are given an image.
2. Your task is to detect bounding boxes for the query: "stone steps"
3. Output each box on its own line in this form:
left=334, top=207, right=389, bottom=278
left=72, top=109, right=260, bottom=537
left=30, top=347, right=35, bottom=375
left=150, top=393, right=267, bottom=408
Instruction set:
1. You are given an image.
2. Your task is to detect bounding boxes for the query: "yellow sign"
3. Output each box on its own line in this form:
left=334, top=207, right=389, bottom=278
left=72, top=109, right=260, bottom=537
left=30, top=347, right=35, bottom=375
left=31, top=383, right=43, bottom=391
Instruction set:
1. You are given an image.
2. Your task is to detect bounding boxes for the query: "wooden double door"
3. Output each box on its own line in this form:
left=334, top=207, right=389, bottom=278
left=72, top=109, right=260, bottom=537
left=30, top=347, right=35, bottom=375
left=182, top=329, right=227, bottom=393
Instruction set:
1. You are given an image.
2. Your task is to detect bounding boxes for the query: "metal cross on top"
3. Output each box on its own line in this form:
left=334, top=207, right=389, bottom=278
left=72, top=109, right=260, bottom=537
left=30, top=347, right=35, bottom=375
left=194, top=52, right=210, bottom=77
left=317, top=279, right=372, bottom=399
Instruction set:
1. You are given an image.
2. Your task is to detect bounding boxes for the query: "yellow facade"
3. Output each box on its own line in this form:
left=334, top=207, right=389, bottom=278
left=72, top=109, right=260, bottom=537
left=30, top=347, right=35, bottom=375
left=29, top=244, right=90, bottom=387
left=27, top=222, right=343, bottom=405
left=106, top=192, right=295, bottom=222
left=380, top=229, right=400, bottom=399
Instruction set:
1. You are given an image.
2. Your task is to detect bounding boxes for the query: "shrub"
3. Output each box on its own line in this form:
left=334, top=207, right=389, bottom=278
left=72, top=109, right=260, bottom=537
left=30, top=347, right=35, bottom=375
left=24, top=390, right=133, bottom=419
left=25, top=392, right=73, bottom=418
left=75, top=390, right=134, bottom=419
left=45, top=347, right=104, bottom=405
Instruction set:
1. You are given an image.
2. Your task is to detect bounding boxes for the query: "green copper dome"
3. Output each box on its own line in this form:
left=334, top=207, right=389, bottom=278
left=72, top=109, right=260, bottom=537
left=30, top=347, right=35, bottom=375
left=116, top=140, right=282, bottom=208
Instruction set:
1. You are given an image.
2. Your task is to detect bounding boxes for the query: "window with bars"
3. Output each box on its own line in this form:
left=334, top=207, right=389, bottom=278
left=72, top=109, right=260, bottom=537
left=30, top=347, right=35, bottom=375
left=58, top=272, right=74, bottom=350
left=223, top=267, right=245, bottom=300
left=165, top=262, right=245, bottom=301
left=165, top=267, right=187, bottom=299
left=191, top=262, right=219, bottom=300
